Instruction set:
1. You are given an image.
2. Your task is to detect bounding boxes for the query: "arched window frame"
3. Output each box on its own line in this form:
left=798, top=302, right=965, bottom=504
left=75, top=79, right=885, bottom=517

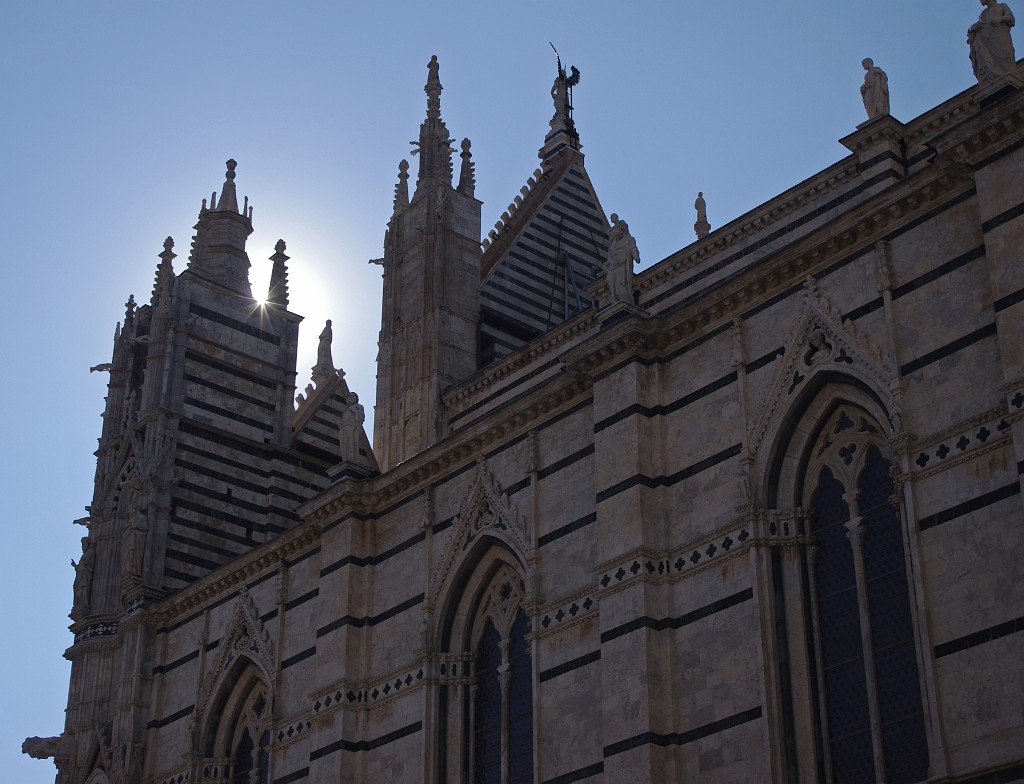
left=783, top=399, right=930, bottom=783
left=434, top=545, right=536, bottom=784
left=195, top=657, right=274, bottom=784
left=467, top=563, right=533, bottom=784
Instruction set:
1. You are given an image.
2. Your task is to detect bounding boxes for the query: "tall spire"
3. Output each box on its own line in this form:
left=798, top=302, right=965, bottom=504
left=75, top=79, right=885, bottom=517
left=267, top=239, right=290, bottom=307
left=151, top=237, right=177, bottom=312
left=412, top=55, right=454, bottom=195
left=393, top=160, right=410, bottom=212
left=185, top=159, right=254, bottom=296
left=458, top=139, right=476, bottom=197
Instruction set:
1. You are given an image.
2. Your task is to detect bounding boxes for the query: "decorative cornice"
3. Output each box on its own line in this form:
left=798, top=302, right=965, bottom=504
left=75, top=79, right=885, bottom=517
left=638, top=161, right=860, bottom=298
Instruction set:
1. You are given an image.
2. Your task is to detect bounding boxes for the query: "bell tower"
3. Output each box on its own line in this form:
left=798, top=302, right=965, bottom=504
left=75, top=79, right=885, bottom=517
left=374, top=56, right=482, bottom=470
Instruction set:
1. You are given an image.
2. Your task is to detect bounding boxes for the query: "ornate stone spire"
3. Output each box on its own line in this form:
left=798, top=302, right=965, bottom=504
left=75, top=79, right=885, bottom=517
left=393, top=160, right=410, bottom=212
left=412, top=55, right=454, bottom=195
left=267, top=239, right=290, bottom=307
left=186, top=159, right=254, bottom=296
left=151, top=237, right=177, bottom=311
left=458, top=138, right=476, bottom=197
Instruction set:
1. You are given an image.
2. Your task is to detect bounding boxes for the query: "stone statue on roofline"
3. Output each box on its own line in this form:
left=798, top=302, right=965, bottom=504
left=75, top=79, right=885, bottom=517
left=860, top=58, right=890, bottom=118
left=549, top=45, right=580, bottom=133
left=312, top=319, right=336, bottom=386
left=969, top=0, right=1019, bottom=85
left=694, top=192, right=711, bottom=239
left=339, top=391, right=368, bottom=467
left=605, top=213, right=640, bottom=305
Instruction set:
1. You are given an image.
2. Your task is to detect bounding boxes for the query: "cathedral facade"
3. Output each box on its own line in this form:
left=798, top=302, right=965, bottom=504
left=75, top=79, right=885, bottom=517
left=25, top=48, right=1024, bottom=784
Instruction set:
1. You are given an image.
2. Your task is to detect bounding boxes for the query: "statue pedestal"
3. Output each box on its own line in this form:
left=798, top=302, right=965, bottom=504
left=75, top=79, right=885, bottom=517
left=840, top=113, right=907, bottom=197
left=694, top=220, right=711, bottom=239
left=599, top=300, right=648, bottom=329
left=977, top=70, right=1024, bottom=108
left=328, top=460, right=376, bottom=483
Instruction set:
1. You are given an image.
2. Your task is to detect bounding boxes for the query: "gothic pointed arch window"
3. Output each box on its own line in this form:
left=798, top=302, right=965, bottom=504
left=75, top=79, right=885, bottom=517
left=470, top=564, right=534, bottom=784
left=801, top=405, right=928, bottom=783
left=437, top=550, right=535, bottom=784
left=199, top=659, right=273, bottom=784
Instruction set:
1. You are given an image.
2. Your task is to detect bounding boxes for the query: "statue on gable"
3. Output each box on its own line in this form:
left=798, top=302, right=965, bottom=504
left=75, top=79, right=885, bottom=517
left=860, top=58, right=890, bottom=118
left=549, top=46, right=580, bottom=133
left=969, top=0, right=1019, bottom=85
left=339, top=392, right=367, bottom=465
left=71, top=537, right=95, bottom=615
left=312, top=319, right=336, bottom=385
left=605, top=213, right=641, bottom=305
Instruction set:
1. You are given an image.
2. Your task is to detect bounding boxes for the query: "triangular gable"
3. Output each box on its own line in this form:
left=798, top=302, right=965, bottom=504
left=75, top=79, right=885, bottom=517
left=428, top=459, right=532, bottom=611
left=291, top=372, right=377, bottom=471
left=748, top=276, right=898, bottom=462
left=192, top=589, right=275, bottom=736
left=478, top=148, right=610, bottom=365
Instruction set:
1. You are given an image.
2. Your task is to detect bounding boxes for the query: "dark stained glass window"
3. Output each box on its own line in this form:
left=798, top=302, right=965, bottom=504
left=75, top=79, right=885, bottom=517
left=807, top=415, right=929, bottom=784
left=507, top=609, right=534, bottom=784
left=471, top=597, right=534, bottom=784
left=232, top=727, right=253, bottom=784
left=474, top=620, right=503, bottom=784
left=258, top=730, right=271, bottom=784
left=811, top=467, right=874, bottom=784
left=858, top=447, right=928, bottom=784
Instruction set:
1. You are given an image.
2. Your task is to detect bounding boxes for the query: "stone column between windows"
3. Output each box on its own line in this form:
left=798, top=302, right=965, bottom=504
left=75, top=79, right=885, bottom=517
left=497, top=657, right=511, bottom=784
left=805, top=542, right=835, bottom=784
left=842, top=491, right=886, bottom=782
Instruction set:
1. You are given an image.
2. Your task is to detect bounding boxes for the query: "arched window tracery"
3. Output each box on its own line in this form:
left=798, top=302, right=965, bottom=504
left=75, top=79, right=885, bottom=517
left=470, top=565, right=534, bottom=784
left=197, top=660, right=273, bottom=784
left=436, top=547, right=535, bottom=784
left=801, top=405, right=928, bottom=783
left=228, top=686, right=271, bottom=784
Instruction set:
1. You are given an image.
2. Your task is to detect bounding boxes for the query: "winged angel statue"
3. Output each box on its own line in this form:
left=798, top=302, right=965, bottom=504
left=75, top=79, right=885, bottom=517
left=550, top=44, right=581, bottom=132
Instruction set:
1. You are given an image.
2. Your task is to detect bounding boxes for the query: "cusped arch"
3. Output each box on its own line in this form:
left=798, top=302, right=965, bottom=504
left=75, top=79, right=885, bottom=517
left=747, top=276, right=900, bottom=498
left=198, top=655, right=272, bottom=758
left=428, top=459, right=533, bottom=636
left=760, top=374, right=894, bottom=509
left=436, top=537, right=530, bottom=653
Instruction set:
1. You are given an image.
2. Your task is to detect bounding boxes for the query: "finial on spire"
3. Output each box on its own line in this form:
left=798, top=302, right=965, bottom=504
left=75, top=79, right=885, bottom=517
left=412, top=56, right=454, bottom=192
left=124, top=294, right=137, bottom=324
left=267, top=239, right=290, bottom=307
left=216, top=159, right=240, bottom=213
left=311, top=319, right=336, bottom=385
left=394, top=160, right=410, bottom=211
left=458, top=139, right=476, bottom=197
left=425, top=55, right=442, bottom=119
left=152, top=237, right=177, bottom=308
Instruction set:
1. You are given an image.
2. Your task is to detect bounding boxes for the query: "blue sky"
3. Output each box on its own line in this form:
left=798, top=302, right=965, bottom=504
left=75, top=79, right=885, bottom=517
left=1, top=1, right=996, bottom=779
